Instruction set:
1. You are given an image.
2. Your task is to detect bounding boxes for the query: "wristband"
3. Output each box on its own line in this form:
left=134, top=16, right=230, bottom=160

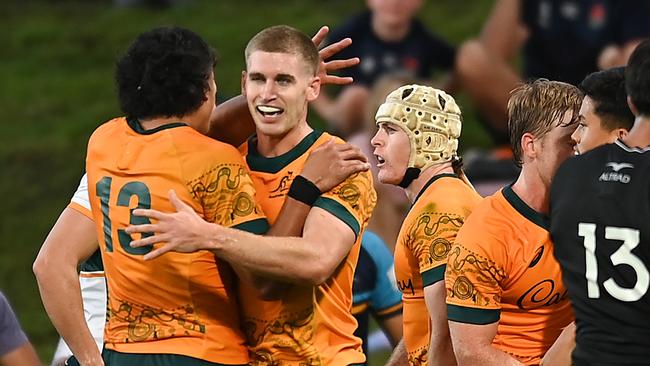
left=288, top=175, right=321, bottom=206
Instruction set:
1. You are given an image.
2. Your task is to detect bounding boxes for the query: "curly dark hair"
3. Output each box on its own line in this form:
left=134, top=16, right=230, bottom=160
left=115, top=26, right=217, bottom=120
left=579, top=67, right=634, bottom=132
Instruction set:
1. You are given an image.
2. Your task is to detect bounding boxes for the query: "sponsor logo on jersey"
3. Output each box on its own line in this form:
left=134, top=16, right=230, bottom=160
left=599, top=162, right=633, bottom=183
left=517, top=279, right=569, bottom=310
left=397, top=278, right=415, bottom=295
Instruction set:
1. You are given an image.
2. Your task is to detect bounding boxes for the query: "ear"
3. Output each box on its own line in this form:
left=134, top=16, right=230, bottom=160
left=617, top=127, right=629, bottom=140
left=241, top=71, right=247, bottom=95
left=521, top=132, right=537, bottom=162
left=627, top=95, right=639, bottom=116
left=306, top=76, right=321, bottom=102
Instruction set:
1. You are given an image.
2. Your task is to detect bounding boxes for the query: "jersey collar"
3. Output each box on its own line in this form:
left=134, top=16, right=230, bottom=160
left=126, top=117, right=188, bottom=135
left=502, top=184, right=550, bottom=230
left=246, top=130, right=323, bottom=173
left=615, top=139, right=650, bottom=153
left=411, top=173, right=458, bottom=207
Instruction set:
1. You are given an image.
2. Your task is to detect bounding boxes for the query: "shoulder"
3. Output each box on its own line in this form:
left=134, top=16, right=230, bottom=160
left=173, top=129, right=246, bottom=164
left=88, top=117, right=125, bottom=142
left=456, top=192, right=511, bottom=248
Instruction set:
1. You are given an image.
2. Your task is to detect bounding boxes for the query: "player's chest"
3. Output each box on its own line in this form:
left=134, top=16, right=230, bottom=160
left=249, top=164, right=304, bottom=223
left=501, top=236, right=568, bottom=310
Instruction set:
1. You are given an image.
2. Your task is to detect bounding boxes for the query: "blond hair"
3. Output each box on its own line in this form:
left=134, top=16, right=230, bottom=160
left=245, top=25, right=319, bottom=76
left=508, top=79, right=583, bottom=166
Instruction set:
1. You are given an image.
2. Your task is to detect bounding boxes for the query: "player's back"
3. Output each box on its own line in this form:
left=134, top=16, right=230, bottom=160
left=85, top=117, right=264, bottom=364
left=551, top=140, right=650, bottom=365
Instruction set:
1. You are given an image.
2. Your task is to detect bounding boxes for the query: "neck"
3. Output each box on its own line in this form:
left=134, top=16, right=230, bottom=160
left=256, top=120, right=313, bottom=157
left=622, top=115, right=650, bottom=149
left=511, top=165, right=550, bottom=214
left=372, top=16, right=411, bottom=42
left=139, top=115, right=185, bottom=130
left=404, top=162, right=454, bottom=203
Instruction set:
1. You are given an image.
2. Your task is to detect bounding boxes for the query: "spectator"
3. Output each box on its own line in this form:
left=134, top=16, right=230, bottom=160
left=313, top=0, right=456, bottom=136
left=0, top=291, right=40, bottom=366
left=456, top=0, right=650, bottom=145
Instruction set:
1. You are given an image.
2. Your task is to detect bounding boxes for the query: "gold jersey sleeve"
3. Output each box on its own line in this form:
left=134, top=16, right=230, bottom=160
left=395, top=175, right=482, bottom=366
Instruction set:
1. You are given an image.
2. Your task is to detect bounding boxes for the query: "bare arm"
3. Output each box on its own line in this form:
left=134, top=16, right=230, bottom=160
left=448, top=320, right=524, bottom=366
left=480, top=0, right=527, bottom=61
left=378, top=313, right=403, bottom=347
left=598, top=39, right=645, bottom=70
left=386, top=339, right=409, bottom=366
left=129, top=195, right=357, bottom=285
left=541, top=321, right=575, bottom=366
left=424, top=282, right=456, bottom=366
left=233, top=140, right=369, bottom=296
left=33, top=208, right=103, bottom=366
left=0, top=343, right=40, bottom=366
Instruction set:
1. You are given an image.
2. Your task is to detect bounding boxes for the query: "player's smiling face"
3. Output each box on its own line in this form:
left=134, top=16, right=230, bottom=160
left=572, top=96, right=625, bottom=155
left=243, top=51, right=320, bottom=138
left=371, top=121, right=410, bottom=185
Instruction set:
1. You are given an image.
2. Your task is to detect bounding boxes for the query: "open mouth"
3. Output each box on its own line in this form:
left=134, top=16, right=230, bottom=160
left=256, top=105, right=284, bottom=117
left=375, top=155, right=386, bottom=167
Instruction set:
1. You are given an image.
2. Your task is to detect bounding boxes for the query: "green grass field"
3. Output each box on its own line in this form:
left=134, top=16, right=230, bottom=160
left=0, top=0, right=491, bottom=362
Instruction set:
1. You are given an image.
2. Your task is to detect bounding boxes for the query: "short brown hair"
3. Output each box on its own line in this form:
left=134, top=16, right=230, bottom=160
left=244, top=25, right=319, bottom=76
left=508, top=79, right=583, bottom=166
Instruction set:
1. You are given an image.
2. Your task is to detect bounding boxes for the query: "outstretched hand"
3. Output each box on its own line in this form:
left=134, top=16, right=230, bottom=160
left=312, top=25, right=359, bottom=86
left=301, top=138, right=370, bottom=192
left=126, top=190, right=216, bottom=260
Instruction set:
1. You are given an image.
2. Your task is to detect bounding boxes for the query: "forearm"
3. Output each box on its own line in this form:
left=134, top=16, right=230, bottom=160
left=241, top=197, right=312, bottom=298
left=311, top=92, right=339, bottom=124
left=208, top=95, right=256, bottom=147
left=205, top=224, right=324, bottom=284
left=385, top=339, right=409, bottom=366
left=455, top=346, right=523, bottom=366
left=541, top=322, right=575, bottom=366
left=267, top=197, right=311, bottom=237
left=35, top=265, right=102, bottom=366
left=0, top=342, right=41, bottom=366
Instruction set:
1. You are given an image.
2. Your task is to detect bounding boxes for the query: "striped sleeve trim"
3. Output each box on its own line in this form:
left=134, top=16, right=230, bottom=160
left=374, top=302, right=403, bottom=319
left=68, top=201, right=93, bottom=219
left=447, top=304, right=500, bottom=325
left=352, top=302, right=369, bottom=315
left=314, top=197, right=360, bottom=239
left=422, top=264, right=446, bottom=287
left=232, top=218, right=270, bottom=235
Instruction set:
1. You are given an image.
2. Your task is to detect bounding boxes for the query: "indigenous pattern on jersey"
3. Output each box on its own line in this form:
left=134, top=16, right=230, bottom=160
left=395, top=174, right=481, bottom=366
left=445, top=186, right=573, bottom=365
left=352, top=231, right=402, bottom=357
left=239, top=130, right=376, bottom=366
left=86, top=117, right=268, bottom=364
left=551, top=141, right=650, bottom=366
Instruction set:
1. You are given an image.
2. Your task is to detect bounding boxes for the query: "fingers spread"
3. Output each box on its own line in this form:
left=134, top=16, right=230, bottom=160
left=319, top=38, right=352, bottom=59
left=312, top=26, right=329, bottom=48
left=129, top=233, right=166, bottom=248
left=321, top=75, right=354, bottom=86
left=132, top=208, right=165, bottom=220
left=125, top=224, right=158, bottom=234
left=324, top=58, right=360, bottom=72
left=143, top=245, right=172, bottom=261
